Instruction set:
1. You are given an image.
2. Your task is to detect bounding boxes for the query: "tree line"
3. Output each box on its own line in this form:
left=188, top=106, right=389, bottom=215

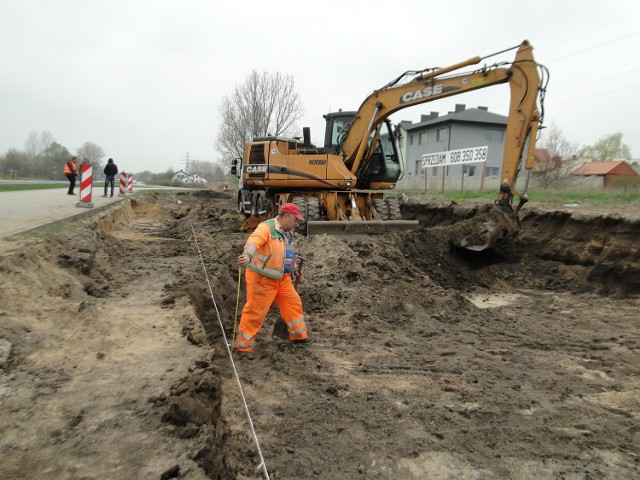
left=0, top=131, right=230, bottom=184
left=2, top=70, right=633, bottom=189
left=534, top=124, right=634, bottom=189
left=0, top=132, right=106, bottom=180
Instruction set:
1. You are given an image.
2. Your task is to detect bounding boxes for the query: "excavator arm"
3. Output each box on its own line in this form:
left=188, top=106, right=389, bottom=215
left=341, top=40, right=543, bottom=203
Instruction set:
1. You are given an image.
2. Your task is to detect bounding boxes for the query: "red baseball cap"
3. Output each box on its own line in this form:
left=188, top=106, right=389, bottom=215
left=281, top=203, right=304, bottom=221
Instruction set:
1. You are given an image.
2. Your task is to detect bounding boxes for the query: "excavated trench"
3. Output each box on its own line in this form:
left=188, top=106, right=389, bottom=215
left=1, top=190, right=638, bottom=479
left=157, top=191, right=639, bottom=478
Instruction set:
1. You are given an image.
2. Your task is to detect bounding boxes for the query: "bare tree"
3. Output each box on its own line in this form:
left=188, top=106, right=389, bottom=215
left=42, top=142, right=71, bottom=179
left=24, top=131, right=55, bottom=177
left=0, top=149, right=29, bottom=178
left=215, top=70, right=304, bottom=165
left=76, top=142, right=106, bottom=171
left=533, top=122, right=579, bottom=189
left=580, top=132, right=631, bottom=161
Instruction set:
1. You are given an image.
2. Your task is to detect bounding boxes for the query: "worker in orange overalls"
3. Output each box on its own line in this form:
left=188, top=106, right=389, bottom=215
left=236, top=203, right=313, bottom=356
left=63, top=157, right=78, bottom=195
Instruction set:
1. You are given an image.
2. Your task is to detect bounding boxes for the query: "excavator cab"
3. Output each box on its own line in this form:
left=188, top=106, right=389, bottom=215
left=323, top=111, right=355, bottom=154
left=323, top=111, right=403, bottom=187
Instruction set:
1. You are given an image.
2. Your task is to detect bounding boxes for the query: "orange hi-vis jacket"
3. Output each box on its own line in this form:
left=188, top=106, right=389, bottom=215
left=64, top=158, right=77, bottom=175
left=236, top=217, right=307, bottom=352
left=243, top=217, right=296, bottom=280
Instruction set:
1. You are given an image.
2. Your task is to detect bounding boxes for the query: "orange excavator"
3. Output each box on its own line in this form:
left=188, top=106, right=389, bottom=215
left=231, top=40, right=548, bottom=249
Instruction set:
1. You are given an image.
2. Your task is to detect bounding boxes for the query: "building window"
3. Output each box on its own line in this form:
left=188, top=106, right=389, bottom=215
left=486, top=167, right=499, bottom=177
left=410, top=134, right=414, bottom=145
left=437, top=127, right=447, bottom=142
left=419, top=132, right=428, bottom=145
left=485, top=129, right=503, bottom=142
left=465, top=165, right=476, bottom=177
left=415, top=160, right=421, bottom=176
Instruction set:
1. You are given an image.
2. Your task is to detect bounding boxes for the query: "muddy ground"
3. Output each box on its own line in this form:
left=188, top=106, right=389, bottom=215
left=0, top=190, right=638, bottom=480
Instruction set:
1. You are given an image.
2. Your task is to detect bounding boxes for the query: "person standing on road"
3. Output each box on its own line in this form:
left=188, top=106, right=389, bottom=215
left=64, top=157, right=78, bottom=195
left=236, top=202, right=313, bottom=356
left=102, top=158, right=118, bottom=197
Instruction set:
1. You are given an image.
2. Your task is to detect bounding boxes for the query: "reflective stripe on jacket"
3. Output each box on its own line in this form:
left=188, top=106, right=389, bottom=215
left=244, top=217, right=295, bottom=280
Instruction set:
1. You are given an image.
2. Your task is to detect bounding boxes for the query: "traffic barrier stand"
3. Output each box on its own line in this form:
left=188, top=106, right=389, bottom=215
left=76, top=163, right=94, bottom=208
left=118, top=172, right=127, bottom=197
left=127, top=174, right=134, bottom=193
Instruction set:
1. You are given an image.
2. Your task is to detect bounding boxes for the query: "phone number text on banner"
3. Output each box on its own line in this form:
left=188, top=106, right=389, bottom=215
left=422, top=146, right=488, bottom=169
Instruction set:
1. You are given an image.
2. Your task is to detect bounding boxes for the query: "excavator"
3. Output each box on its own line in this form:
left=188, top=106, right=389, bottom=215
left=231, top=40, right=548, bottom=250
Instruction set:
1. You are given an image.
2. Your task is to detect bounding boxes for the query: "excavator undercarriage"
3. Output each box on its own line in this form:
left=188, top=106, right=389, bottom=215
left=239, top=190, right=419, bottom=236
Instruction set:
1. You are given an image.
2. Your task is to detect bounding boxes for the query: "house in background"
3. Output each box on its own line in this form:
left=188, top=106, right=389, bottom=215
left=172, top=169, right=208, bottom=184
left=532, top=148, right=561, bottom=172
left=571, top=161, right=638, bottom=188
left=395, top=104, right=528, bottom=191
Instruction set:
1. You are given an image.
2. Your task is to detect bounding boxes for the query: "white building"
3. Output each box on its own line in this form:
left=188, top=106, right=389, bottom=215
left=172, top=169, right=208, bottom=184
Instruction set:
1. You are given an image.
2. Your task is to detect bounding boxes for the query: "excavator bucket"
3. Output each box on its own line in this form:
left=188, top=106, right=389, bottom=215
left=450, top=204, right=520, bottom=251
left=306, top=220, right=419, bottom=236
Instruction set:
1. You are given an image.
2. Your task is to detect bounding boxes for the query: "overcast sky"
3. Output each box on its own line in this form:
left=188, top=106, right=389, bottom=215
left=1, top=0, right=639, bottom=174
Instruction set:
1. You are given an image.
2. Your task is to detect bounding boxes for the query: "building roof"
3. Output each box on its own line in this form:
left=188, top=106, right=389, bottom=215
left=403, top=105, right=506, bottom=131
left=532, top=148, right=558, bottom=172
left=572, top=160, right=638, bottom=177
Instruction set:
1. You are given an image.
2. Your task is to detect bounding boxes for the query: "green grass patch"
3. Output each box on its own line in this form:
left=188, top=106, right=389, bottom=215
left=0, top=182, right=127, bottom=193
left=397, top=188, right=639, bottom=206
left=3, top=218, right=83, bottom=241
left=0, top=183, right=68, bottom=192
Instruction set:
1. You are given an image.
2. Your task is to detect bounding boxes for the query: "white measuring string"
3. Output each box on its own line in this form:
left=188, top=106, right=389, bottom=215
left=189, top=220, right=270, bottom=480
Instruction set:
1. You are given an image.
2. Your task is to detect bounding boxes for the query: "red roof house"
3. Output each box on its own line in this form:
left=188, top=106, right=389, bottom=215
left=571, top=161, right=638, bottom=188
left=533, top=148, right=555, bottom=172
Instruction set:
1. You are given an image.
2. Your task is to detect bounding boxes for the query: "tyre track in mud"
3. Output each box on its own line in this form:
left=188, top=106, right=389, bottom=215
left=180, top=192, right=639, bottom=479
left=1, top=191, right=638, bottom=479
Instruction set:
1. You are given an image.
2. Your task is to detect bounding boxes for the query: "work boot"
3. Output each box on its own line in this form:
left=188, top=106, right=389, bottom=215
left=291, top=337, right=315, bottom=345
left=236, top=350, right=254, bottom=360
left=272, top=318, right=289, bottom=340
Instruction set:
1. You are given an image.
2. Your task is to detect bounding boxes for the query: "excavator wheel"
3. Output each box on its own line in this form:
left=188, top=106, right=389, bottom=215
left=292, top=196, right=308, bottom=234
left=265, top=197, right=277, bottom=219
left=386, top=198, right=402, bottom=220
left=306, top=197, right=321, bottom=221
left=373, top=199, right=389, bottom=220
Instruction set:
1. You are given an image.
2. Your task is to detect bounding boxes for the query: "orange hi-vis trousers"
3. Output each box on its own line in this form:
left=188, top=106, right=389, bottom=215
left=236, top=269, right=308, bottom=352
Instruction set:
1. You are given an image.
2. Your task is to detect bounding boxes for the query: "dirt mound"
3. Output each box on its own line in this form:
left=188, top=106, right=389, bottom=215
left=1, top=191, right=638, bottom=479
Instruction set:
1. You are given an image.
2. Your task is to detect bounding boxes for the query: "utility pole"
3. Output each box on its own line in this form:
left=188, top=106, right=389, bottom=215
left=183, top=152, right=192, bottom=173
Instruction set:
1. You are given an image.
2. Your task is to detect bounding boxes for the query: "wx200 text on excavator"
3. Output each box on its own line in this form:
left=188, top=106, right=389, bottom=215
left=231, top=40, right=548, bottom=247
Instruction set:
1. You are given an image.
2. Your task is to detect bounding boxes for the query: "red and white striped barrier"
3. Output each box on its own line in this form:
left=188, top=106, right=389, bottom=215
left=127, top=174, right=133, bottom=193
left=118, top=171, right=127, bottom=197
left=76, top=164, right=94, bottom=208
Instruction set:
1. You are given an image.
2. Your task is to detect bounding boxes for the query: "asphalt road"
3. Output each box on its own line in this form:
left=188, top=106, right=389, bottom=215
left=0, top=185, right=188, bottom=239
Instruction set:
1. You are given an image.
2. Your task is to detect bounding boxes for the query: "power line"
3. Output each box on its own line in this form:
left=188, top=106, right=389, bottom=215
left=540, top=9, right=640, bottom=50
left=546, top=30, right=640, bottom=64
left=549, top=81, right=640, bottom=105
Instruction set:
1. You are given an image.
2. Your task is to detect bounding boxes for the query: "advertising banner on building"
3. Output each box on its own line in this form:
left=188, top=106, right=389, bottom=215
left=422, top=146, right=488, bottom=169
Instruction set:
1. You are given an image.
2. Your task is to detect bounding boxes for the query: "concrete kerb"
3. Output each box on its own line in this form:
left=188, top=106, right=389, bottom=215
left=3, top=196, right=130, bottom=240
